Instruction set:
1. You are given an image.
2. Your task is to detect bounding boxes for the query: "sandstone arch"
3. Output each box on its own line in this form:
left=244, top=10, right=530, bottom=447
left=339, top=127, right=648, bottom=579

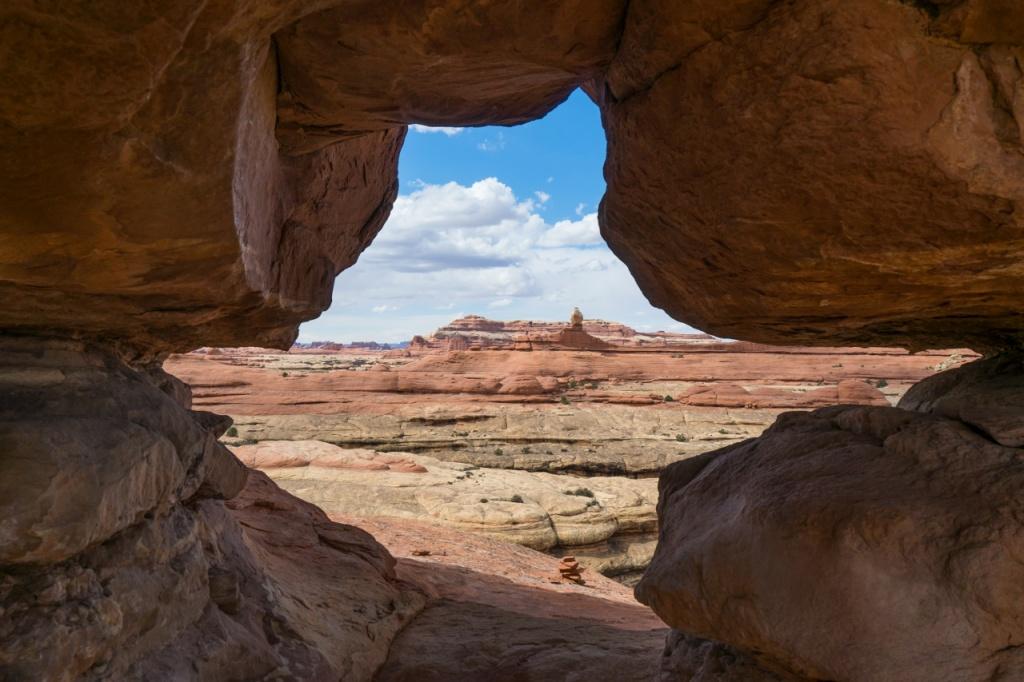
left=1, top=1, right=1023, bottom=680
left=1, top=0, right=1021, bottom=354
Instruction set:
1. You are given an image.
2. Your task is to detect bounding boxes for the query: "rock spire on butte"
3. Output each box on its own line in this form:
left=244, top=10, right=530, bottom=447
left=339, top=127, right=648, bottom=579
left=570, top=307, right=584, bottom=330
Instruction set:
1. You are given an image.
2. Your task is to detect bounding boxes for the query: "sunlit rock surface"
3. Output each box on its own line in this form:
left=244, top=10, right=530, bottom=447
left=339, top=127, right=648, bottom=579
left=235, top=439, right=658, bottom=579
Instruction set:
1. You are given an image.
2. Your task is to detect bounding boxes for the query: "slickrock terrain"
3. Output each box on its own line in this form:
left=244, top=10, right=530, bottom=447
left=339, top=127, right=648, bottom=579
left=166, top=316, right=973, bottom=584
left=2, top=1, right=1022, bottom=680
left=234, top=440, right=659, bottom=581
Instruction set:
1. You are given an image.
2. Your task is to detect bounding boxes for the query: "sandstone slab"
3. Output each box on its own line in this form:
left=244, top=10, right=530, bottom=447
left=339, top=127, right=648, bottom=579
left=238, top=439, right=658, bottom=577
left=900, top=351, right=1024, bottom=447
left=638, top=404, right=1024, bottom=681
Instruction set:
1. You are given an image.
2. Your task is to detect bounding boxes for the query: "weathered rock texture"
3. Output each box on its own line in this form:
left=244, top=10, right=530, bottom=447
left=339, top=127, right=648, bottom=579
left=0, top=340, right=424, bottom=680
left=599, top=0, right=1024, bottom=350
left=638, top=398, right=1024, bottom=681
left=900, top=350, right=1024, bottom=447
left=2, top=1, right=1023, bottom=679
left=3, top=2, right=1021, bottom=352
left=274, top=0, right=627, bottom=152
left=235, top=439, right=659, bottom=579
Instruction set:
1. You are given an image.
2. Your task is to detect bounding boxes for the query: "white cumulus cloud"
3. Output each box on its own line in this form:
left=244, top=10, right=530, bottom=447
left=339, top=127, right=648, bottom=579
left=409, top=124, right=464, bottom=136
left=298, top=178, right=695, bottom=343
left=537, top=212, right=602, bottom=248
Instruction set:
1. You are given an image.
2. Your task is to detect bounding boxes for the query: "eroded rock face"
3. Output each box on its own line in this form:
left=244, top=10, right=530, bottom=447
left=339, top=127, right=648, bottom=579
left=274, top=0, right=627, bottom=152
left=637, top=402, right=1024, bottom=681
left=599, top=0, right=1024, bottom=349
left=900, top=350, right=1024, bottom=447
left=0, top=337, right=246, bottom=565
left=236, top=439, right=658, bottom=578
left=0, top=0, right=625, bottom=355
left=0, top=341, right=424, bottom=680
left=3, top=1, right=1020, bottom=353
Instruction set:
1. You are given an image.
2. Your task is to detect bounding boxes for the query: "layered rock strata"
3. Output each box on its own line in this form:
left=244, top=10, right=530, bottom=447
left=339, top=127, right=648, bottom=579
left=235, top=440, right=658, bottom=580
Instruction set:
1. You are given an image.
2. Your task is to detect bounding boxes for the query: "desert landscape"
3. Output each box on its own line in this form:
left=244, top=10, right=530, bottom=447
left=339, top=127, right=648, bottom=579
left=166, top=312, right=974, bottom=585
left=3, top=2, right=1023, bottom=681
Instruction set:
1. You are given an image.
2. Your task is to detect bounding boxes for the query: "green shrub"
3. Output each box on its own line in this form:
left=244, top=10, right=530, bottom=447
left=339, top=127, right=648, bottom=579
left=560, top=396, right=570, bottom=405
left=479, top=498, right=488, bottom=503
left=510, top=494, right=524, bottom=503
left=495, top=448, right=504, bottom=456
left=876, top=379, right=889, bottom=388
left=663, top=395, right=674, bottom=402
left=566, top=487, right=594, bottom=498
left=281, top=371, right=289, bottom=377
left=674, top=433, right=688, bottom=442
left=567, top=379, right=578, bottom=389
left=226, top=426, right=238, bottom=438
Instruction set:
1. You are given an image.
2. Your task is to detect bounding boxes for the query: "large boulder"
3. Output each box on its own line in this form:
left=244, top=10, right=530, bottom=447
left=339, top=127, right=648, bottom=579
left=0, top=337, right=246, bottom=565
left=637, top=404, right=1024, bottom=681
left=900, top=351, right=1024, bottom=448
left=0, top=340, right=425, bottom=680
left=0, top=0, right=624, bottom=354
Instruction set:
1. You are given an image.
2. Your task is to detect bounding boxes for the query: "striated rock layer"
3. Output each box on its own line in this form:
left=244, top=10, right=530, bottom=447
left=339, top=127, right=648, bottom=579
left=235, top=440, right=659, bottom=579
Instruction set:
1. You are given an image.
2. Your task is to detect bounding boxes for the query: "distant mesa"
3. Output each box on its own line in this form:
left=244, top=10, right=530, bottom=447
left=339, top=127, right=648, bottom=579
left=415, top=313, right=718, bottom=352
left=291, top=312, right=721, bottom=355
left=293, top=340, right=400, bottom=351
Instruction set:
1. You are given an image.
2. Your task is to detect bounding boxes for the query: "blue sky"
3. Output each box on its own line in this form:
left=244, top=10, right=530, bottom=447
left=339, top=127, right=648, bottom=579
left=298, top=89, right=696, bottom=343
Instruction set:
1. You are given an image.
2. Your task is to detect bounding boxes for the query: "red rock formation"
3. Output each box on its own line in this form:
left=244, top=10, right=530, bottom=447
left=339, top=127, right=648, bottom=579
left=2, top=2, right=1023, bottom=679
left=598, top=0, right=1024, bottom=350
left=638, top=396, right=1024, bottom=681
left=166, top=341, right=960, bottom=415
left=426, top=314, right=716, bottom=349
left=0, top=339, right=423, bottom=680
